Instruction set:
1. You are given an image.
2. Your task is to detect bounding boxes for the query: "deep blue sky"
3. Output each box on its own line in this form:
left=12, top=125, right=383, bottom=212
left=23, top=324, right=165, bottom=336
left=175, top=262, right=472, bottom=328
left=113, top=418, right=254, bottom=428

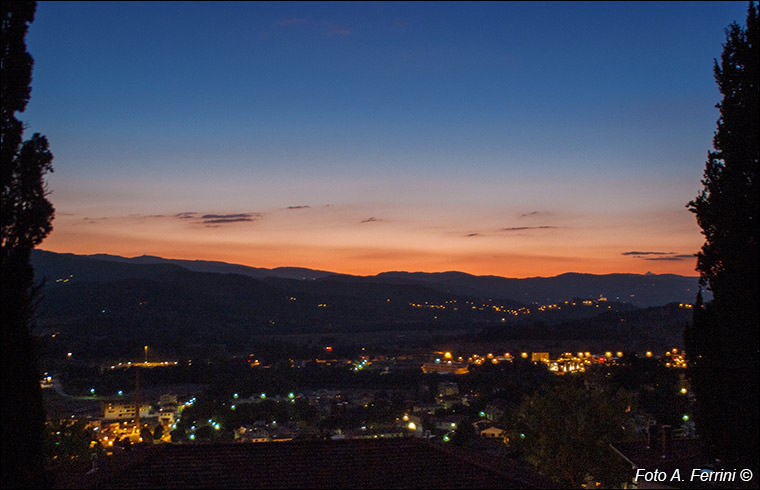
left=23, top=1, right=751, bottom=277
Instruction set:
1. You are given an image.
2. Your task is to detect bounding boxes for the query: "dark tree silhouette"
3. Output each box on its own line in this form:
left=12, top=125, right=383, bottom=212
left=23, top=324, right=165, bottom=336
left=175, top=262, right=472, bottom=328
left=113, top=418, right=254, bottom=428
left=685, top=2, right=758, bottom=472
left=1, top=1, right=55, bottom=487
left=511, top=381, right=632, bottom=488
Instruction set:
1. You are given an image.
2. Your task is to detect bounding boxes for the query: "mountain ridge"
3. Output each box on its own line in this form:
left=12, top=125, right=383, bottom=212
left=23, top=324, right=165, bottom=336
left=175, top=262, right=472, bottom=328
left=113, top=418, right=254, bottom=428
left=29, top=250, right=698, bottom=359
left=33, top=249, right=705, bottom=308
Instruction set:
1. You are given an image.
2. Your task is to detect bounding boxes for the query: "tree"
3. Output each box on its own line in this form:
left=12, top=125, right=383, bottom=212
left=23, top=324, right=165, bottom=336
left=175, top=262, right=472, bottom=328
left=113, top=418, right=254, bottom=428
left=1, top=2, right=55, bottom=487
left=510, top=381, right=633, bottom=488
left=140, top=426, right=154, bottom=445
left=685, top=2, right=759, bottom=472
left=43, top=419, right=98, bottom=469
left=153, top=424, right=164, bottom=441
left=170, top=427, right=187, bottom=443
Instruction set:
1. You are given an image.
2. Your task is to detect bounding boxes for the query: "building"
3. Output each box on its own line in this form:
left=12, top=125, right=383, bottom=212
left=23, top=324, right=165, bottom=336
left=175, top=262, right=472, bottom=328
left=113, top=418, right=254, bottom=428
left=437, top=381, right=459, bottom=397
left=480, top=426, right=507, bottom=440
left=421, top=362, right=469, bottom=375
left=531, top=352, right=550, bottom=363
left=101, top=400, right=151, bottom=421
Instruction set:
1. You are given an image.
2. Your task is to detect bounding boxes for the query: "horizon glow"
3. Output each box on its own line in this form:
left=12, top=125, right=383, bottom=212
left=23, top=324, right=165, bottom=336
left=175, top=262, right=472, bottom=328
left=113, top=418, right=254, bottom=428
left=22, top=2, right=749, bottom=278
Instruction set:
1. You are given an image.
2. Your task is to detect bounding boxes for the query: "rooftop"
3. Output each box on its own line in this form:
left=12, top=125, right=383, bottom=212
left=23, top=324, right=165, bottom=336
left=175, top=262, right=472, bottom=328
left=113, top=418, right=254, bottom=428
left=52, top=438, right=549, bottom=489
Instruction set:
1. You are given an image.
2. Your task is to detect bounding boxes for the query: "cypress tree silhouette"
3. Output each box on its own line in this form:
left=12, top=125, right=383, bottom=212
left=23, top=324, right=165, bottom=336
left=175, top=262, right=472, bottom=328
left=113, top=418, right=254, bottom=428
left=1, top=1, right=55, bottom=487
left=685, top=1, right=758, bottom=472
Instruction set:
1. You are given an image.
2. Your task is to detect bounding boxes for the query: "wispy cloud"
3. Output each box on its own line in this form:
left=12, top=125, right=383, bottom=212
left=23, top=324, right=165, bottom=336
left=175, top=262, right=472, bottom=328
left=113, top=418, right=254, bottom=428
left=83, top=216, right=109, bottom=223
left=361, top=217, right=382, bottom=223
left=622, top=251, right=695, bottom=261
left=286, top=205, right=311, bottom=210
left=501, top=226, right=557, bottom=232
left=640, top=255, right=695, bottom=261
left=132, top=214, right=165, bottom=219
left=520, top=211, right=539, bottom=218
left=200, top=213, right=261, bottom=224
left=83, top=213, right=168, bottom=224
left=83, top=212, right=263, bottom=226
left=465, top=233, right=480, bottom=237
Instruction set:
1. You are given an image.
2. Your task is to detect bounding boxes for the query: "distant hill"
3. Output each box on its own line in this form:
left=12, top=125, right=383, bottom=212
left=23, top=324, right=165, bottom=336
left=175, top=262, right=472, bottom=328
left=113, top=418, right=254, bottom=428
left=374, top=270, right=706, bottom=308
left=29, top=250, right=702, bottom=358
left=34, top=250, right=705, bottom=308
left=31, top=251, right=521, bottom=357
left=470, top=302, right=691, bottom=353
left=85, top=252, right=336, bottom=280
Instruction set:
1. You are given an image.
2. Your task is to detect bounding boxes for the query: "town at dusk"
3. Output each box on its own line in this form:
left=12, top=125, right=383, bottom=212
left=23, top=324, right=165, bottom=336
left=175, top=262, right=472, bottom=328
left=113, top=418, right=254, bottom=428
left=2, top=1, right=757, bottom=489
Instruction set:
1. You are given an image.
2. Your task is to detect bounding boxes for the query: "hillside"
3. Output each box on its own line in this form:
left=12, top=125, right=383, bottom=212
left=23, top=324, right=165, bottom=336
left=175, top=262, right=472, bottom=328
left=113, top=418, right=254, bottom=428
left=30, top=251, right=699, bottom=359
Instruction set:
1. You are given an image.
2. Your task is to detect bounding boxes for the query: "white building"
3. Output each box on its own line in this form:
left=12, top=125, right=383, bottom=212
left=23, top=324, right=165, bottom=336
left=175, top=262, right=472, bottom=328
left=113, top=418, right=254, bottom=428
left=102, top=400, right=152, bottom=420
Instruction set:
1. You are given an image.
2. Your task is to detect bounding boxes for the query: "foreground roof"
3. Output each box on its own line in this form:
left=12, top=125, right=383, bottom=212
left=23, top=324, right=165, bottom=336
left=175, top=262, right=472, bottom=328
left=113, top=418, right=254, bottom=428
left=53, top=438, right=546, bottom=489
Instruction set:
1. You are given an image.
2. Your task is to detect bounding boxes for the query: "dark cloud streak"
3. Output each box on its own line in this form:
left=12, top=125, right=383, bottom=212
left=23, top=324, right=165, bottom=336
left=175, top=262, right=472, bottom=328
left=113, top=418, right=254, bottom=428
left=501, top=226, right=557, bottom=232
left=622, top=251, right=695, bottom=261
left=641, top=255, right=695, bottom=261
left=200, top=213, right=261, bottom=224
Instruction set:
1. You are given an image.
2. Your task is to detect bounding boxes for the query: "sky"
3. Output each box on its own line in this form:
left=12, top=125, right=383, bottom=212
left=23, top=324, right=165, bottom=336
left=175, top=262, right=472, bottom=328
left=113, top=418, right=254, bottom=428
left=22, top=1, right=750, bottom=278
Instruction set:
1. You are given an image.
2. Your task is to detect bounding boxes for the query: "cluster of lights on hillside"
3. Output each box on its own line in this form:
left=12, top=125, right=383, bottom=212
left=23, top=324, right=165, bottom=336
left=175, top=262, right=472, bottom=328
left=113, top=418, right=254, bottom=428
left=408, top=299, right=530, bottom=316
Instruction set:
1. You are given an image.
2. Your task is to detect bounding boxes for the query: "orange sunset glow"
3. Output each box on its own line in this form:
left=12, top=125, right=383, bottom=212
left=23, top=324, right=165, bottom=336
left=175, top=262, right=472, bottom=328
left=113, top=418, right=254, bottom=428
left=22, top=1, right=732, bottom=280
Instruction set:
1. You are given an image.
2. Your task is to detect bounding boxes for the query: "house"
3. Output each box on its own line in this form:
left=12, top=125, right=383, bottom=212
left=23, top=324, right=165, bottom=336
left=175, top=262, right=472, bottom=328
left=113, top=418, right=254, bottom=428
left=437, top=381, right=459, bottom=397
left=421, top=362, right=469, bottom=375
left=480, top=426, right=507, bottom=440
left=101, top=400, right=151, bottom=421
left=233, top=426, right=269, bottom=443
